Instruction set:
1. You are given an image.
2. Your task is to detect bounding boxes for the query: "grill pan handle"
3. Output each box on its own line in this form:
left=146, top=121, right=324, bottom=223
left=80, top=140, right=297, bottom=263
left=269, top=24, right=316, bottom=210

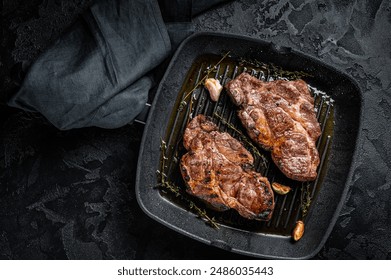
left=134, top=103, right=151, bottom=125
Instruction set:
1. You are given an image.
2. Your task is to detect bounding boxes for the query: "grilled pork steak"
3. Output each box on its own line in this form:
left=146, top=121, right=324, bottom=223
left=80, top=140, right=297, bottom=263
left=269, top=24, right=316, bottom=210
left=225, top=73, right=321, bottom=181
left=180, top=115, right=274, bottom=221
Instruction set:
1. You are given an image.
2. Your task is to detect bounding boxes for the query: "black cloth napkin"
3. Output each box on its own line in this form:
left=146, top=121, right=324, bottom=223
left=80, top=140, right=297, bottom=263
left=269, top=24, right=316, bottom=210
left=7, top=0, right=230, bottom=130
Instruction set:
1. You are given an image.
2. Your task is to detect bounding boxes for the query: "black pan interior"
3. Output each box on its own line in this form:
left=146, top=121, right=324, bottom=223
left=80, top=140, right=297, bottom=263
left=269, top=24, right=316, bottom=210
left=160, top=53, right=334, bottom=235
left=135, top=33, right=362, bottom=259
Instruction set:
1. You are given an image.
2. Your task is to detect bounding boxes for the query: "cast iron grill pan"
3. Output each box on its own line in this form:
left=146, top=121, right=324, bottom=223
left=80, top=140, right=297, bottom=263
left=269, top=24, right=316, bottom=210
left=161, top=55, right=333, bottom=235
left=135, top=33, right=362, bottom=259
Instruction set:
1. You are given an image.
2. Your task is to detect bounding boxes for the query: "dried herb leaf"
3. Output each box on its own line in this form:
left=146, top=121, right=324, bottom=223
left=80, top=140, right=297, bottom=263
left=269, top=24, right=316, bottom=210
left=300, top=182, right=312, bottom=218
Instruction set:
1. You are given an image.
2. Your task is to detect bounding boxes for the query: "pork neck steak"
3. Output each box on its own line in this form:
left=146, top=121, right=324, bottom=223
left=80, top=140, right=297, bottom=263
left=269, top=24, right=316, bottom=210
left=225, top=73, right=321, bottom=181
left=180, top=115, right=274, bottom=221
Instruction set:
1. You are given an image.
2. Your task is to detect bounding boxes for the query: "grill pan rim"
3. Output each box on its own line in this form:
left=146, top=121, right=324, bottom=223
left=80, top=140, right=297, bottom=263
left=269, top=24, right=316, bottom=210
left=135, top=31, right=363, bottom=259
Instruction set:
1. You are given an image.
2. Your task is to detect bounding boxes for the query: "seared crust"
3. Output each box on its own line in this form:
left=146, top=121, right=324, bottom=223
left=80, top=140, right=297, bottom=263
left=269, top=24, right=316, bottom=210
left=225, top=73, right=321, bottom=181
left=180, top=115, right=275, bottom=221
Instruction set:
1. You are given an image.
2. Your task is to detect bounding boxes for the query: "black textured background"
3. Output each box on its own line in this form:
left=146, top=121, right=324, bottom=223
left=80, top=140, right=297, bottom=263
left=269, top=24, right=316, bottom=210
left=1, top=0, right=391, bottom=259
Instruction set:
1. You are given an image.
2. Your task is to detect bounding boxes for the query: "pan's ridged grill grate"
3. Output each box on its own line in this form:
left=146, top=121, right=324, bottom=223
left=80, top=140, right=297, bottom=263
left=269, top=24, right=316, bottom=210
left=160, top=54, right=334, bottom=236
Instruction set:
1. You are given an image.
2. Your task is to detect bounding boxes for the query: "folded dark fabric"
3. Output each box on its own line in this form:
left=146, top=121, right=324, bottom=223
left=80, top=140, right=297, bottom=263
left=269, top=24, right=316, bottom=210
left=7, top=0, right=232, bottom=130
left=158, top=0, right=193, bottom=22
left=8, top=0, right=171, bottom=130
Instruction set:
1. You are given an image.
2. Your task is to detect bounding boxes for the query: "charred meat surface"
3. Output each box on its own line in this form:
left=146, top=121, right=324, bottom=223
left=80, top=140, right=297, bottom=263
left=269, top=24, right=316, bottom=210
left=180, top=115, right=274, bottom=221
left=225, top=73, right=321, bottom=181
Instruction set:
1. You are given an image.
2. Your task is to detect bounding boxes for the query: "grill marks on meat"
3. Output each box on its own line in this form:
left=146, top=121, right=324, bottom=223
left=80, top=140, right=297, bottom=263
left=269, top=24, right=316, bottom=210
left=226, top=73, right=321, bottom=181
left=180, top=115, right=274, bottom=221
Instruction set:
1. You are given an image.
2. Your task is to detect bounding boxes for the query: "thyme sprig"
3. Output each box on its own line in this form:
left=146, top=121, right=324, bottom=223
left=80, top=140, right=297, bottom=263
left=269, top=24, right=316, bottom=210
left=300, top=182, right=312, bottom=219
left=158, top=139, right=219, bottom=229
left=213, top=113, right=268, bottom=168
left=158, top=180, right=219, bottom=228
left=270, top=64, right=313, bottom=80
left=178, top=51, right=231, bottom=112
left=239, top=58, right=312, bottom=80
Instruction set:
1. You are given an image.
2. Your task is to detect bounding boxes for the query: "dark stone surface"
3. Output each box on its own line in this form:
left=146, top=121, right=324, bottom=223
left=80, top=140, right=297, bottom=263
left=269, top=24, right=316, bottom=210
left=1, top=0, right=391, bottom=259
